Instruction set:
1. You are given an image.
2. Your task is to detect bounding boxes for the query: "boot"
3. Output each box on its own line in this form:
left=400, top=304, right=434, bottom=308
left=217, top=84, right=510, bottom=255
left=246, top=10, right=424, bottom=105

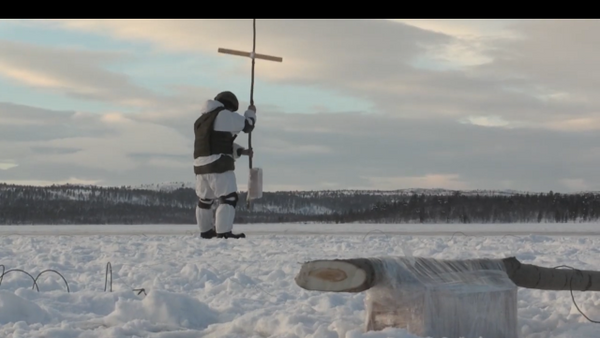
left=200, top=228, right=216, bottom=239
left=216, top=231, right=246, bottom=239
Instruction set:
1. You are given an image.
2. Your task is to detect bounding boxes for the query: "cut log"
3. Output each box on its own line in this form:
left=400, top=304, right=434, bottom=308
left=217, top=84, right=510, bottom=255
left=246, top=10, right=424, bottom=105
left=294, top=258, right=378, bottom=292
left=295, top=256, right=600, bottom=293
left=502, top=256, right=600, bottom=291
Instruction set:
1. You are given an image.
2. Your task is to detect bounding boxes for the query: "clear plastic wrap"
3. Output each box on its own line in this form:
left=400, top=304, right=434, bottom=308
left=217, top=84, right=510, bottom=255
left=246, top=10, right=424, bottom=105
left=364, top=257, right=518, bottom=338
left=247, top=167, right=263, bottom=200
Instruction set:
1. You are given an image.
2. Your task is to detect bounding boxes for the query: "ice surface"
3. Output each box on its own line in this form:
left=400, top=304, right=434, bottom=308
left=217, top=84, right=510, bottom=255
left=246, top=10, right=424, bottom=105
left=0, top=223, right=599, bottom=337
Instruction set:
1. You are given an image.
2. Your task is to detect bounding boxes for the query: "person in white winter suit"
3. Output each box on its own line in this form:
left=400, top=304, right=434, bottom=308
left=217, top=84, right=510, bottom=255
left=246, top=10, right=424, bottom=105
left=193, top=91, right=256, bottom=239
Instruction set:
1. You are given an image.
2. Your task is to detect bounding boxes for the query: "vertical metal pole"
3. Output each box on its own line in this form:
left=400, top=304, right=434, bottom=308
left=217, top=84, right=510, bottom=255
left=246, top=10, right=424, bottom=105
left=249, top=18, right=255, bottom=167
left=247, top=18, right=256, bottom=210
left=218, top=19, right=282, bottom=210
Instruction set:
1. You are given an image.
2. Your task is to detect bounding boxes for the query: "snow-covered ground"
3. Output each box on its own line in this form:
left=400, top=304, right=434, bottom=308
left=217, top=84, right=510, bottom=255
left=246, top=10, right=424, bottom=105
left=1, top=223, right=600, bottom=337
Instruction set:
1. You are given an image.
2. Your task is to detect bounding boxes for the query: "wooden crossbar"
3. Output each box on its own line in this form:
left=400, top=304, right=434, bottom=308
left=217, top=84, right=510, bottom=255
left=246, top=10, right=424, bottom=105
left=218, top=48, right=283, bottom=62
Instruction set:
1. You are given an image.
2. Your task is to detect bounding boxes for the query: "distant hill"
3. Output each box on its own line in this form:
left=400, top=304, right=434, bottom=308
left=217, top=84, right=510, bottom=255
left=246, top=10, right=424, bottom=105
left=1, top=182, right=598, bottom=224
left=136, top=181, right=195, bottom=192
left=135, top=181, right=527, bottom=196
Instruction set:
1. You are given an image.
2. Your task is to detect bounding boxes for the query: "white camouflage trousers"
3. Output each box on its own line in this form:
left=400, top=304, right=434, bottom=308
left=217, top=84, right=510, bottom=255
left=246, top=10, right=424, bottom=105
left=194, top=171, right=238, bottom=234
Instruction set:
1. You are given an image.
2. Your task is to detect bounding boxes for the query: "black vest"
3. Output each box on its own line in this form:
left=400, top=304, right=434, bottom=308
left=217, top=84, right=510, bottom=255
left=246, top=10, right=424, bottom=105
left=193, top=106, right=236, bottom=175
left=193, top=106, right=235, bottom=158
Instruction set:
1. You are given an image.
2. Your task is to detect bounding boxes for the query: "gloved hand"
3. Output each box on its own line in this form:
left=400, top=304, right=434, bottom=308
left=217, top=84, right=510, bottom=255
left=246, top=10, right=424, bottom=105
left=241, top=148, right=253, bottom=157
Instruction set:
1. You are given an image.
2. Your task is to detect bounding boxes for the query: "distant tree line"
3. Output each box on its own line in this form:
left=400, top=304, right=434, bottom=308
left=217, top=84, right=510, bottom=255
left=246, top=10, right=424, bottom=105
left=325, top=191, right=600, bottom=224
left=1, top=183, right=599, bottom=224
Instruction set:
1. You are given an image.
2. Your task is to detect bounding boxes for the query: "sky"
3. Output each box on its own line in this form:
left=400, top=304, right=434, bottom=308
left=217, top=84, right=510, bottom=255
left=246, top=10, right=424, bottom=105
left=1, top=19, right=600, bottom=193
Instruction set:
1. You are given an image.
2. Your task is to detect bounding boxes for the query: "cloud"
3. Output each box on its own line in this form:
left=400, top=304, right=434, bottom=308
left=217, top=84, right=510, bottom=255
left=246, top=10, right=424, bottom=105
left=0, top=39, right=165, bottom=107
left=390, top=19, right=520, bottom=39
left=0, top=102, right=191, bottom=182
left=39, top=19, right=600, bottom=133
left=3, top=20, right=600, bottom=193
left=2, top=99, right=600, bottom=192
left=358, top=174, right=470, bottom=191
left=0, top=160, right=18, bottom=170
left=559, top=178, right=588, bottom=192
left=466, top=20, right=600, bottom=130
left=459, top=115, right=512, bottom=128
left=39, top=20, right=450, bottom=101
left=390, top=20, right=520, bottom=71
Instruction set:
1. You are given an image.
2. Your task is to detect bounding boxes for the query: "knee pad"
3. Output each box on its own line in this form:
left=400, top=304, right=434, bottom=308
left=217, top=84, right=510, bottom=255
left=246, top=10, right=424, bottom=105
left=198, top=198, right=213, bottom=209
left=219, top=191, right=238, bottom=208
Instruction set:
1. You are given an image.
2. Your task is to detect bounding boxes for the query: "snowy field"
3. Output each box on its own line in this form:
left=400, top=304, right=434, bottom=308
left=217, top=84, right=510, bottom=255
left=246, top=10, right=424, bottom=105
left=1, top=223, right=600, bottom=337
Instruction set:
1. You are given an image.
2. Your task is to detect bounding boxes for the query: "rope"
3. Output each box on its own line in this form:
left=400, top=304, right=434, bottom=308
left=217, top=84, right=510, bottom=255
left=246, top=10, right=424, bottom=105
left=553, top=265, right=600, bottom=323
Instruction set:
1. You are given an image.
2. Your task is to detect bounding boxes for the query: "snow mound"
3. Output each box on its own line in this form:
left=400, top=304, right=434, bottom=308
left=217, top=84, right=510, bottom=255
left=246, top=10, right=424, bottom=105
left=103, top=289, right=220, bottom=331
left=0, top=291, right=50, bottom=325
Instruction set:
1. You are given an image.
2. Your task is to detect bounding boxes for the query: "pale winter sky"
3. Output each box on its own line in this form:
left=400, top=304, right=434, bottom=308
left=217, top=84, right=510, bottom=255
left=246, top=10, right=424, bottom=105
left=1, top=19, right=599, bottom=192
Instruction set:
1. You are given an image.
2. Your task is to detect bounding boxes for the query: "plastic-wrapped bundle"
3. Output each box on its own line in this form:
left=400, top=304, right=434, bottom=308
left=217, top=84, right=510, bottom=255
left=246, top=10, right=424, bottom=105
left=247, top=167, right=263, bottom=200
left=296, top=255, right=600, bottom=336
left=363, top=257, right=517, bottom=338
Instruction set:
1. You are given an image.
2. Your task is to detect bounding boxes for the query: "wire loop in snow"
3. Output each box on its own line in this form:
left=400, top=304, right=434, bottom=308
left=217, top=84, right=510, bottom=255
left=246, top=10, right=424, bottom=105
left=0, top=268, right=40, bottom=292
